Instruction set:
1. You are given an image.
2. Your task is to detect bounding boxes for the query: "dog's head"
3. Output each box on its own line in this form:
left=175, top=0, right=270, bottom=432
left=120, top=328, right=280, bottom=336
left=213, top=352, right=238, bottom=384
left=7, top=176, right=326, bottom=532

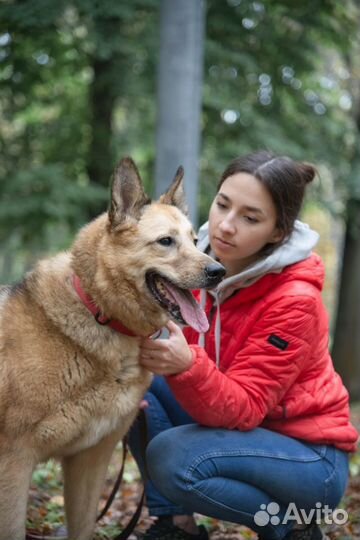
left=72, top=157, right=225, bottom=335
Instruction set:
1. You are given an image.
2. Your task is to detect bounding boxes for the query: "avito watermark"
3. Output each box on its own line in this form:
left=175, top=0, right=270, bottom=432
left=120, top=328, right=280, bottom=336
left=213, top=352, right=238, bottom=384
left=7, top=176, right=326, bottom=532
left=254, top=502, right=348, bottom=527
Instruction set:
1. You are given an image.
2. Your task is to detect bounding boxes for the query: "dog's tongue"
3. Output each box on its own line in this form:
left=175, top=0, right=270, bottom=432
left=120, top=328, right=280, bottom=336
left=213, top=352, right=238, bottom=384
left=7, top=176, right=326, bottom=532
left=163, top=283, right=209, bottom=333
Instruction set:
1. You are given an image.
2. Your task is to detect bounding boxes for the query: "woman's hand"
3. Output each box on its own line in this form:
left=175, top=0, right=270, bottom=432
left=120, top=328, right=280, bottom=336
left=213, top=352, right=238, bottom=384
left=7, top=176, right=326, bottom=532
left=139, top=321, right=194, bottom=376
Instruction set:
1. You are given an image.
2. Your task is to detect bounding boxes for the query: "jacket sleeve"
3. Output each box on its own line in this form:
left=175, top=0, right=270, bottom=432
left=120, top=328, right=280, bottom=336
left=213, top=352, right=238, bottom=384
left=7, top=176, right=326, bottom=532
left=167, top=294, right=318, bottom=430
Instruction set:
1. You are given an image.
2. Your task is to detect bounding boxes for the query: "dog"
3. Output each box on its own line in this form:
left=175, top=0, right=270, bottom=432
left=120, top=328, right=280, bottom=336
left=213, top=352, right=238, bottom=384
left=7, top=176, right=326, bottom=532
left=0, top=157, right=225, bottom=540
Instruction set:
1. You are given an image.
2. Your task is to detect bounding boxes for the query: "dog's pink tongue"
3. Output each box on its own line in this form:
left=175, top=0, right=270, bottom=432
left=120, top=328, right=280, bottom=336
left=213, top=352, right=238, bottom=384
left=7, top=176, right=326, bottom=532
left=163, top=284, right=209, bottom=333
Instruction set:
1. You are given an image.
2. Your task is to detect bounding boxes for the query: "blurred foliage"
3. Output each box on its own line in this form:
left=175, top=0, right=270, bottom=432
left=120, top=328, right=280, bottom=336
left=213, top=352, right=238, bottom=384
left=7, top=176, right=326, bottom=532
left=200, top=0, right=359, bottom=220
left=0, top=0, right=360, bottom=281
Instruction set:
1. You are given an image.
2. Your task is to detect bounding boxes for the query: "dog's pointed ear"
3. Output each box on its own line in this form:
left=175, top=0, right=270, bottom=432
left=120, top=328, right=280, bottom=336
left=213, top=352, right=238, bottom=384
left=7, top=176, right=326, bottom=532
left=159, top=166, right=188, bottom=215
left=109, top=157, right=150, bottom=227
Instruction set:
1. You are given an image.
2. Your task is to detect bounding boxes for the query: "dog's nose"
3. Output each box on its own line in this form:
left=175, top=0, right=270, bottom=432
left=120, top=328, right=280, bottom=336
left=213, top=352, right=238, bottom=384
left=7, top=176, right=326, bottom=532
left=205, top=262, right=226, bottom=281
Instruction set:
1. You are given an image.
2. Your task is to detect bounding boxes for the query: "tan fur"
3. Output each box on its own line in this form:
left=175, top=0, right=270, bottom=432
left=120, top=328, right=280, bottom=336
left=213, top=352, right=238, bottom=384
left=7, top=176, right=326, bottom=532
left=0, top=158, right=223, bottom=540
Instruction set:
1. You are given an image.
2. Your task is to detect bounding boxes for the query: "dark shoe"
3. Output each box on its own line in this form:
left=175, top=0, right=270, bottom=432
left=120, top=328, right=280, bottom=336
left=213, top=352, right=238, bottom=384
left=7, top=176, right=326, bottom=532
left=139, top=516, right=209, bottom=540
left=283, top=523, right=328, bottom=540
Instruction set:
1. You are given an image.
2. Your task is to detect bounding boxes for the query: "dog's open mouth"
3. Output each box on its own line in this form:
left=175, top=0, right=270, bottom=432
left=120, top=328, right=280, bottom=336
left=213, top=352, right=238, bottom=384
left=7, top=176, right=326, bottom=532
left=145, top=272, right=209, bottom=333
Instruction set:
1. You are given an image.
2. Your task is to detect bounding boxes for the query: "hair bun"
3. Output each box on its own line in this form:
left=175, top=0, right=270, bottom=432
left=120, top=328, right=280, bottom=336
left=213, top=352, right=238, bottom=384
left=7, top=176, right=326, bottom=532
left=297, top=162, right=316, bottom=184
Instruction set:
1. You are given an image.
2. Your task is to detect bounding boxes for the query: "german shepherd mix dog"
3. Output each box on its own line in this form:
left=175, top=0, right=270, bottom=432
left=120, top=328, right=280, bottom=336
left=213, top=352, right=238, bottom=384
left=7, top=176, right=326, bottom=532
left=0, top=158, right=225, bottom=540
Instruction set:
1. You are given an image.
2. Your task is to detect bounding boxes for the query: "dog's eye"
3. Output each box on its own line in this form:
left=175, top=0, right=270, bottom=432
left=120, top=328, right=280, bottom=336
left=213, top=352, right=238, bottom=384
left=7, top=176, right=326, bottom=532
left=158, top=236, right=174, bottom=247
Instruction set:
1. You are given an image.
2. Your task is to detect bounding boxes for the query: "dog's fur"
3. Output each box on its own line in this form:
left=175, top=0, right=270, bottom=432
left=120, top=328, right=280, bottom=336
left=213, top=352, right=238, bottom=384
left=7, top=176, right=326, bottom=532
left=0, top=158, right=224, bottom=540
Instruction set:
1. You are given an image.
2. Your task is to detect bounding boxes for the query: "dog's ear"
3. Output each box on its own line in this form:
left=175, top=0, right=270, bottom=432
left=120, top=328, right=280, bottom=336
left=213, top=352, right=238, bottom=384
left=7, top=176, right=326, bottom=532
left=159, top=166, right=188, bottom=215
left=109, top=157, right=150, bottom=227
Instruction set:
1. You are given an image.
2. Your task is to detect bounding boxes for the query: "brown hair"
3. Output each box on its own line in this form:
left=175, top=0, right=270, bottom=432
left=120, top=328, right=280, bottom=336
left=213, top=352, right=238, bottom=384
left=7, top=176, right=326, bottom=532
left=218, top=150, right=316, bottom=251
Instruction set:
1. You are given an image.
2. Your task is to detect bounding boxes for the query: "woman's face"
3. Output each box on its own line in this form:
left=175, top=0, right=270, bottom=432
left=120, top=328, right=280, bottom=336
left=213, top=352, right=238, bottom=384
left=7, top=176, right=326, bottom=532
left=208, top=172, right=283, bottom=276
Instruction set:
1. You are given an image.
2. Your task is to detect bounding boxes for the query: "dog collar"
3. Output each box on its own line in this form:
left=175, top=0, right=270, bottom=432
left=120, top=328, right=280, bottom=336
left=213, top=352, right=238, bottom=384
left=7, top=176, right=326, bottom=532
left=72, top=274, right=138, bottom=337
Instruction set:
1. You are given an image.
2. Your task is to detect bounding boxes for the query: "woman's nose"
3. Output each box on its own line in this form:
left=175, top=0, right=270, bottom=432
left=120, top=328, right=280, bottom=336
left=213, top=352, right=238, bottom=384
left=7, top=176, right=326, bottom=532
left=219, top=216, right=236, bottom=234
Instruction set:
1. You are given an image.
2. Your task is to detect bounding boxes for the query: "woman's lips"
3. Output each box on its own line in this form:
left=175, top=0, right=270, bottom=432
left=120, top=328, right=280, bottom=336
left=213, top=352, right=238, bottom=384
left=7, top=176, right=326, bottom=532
left=213, top=236, right=235, bottom=248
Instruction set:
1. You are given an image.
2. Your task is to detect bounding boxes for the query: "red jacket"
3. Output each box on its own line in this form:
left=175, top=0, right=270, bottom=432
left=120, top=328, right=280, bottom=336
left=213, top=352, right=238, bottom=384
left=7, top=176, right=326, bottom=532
left=167, top=254, right=358, bottom=452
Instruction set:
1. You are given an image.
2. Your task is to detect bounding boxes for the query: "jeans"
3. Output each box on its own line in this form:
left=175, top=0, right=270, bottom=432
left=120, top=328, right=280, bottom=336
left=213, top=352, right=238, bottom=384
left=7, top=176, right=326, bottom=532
left=128, top=376, right=350, bottom=540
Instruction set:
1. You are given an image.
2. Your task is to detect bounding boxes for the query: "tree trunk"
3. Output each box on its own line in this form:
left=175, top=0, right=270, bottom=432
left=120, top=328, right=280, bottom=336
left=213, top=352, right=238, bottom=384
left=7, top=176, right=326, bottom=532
left=155, top=0, right=206, bottom=226
left=86, top=16, right=126, bottom=218
left=332, top=197, right=360, bottom=401
left=87, top=57, right=117, bottom=191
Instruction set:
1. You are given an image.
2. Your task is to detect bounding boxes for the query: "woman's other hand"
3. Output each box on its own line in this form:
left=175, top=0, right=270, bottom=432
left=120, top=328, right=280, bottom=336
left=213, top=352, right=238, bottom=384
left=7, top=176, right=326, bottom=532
left=139, top=321, right=194, bottom=375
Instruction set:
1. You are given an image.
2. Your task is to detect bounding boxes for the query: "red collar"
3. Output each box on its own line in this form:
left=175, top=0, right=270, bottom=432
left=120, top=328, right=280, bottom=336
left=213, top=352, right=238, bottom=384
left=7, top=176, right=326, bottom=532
left=72, top=274, right=137, bottom=337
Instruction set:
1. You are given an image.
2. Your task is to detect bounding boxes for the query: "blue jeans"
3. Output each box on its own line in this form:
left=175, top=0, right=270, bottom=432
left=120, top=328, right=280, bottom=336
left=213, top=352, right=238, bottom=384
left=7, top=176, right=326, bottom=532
left=128, top=376, right=350, bottom=540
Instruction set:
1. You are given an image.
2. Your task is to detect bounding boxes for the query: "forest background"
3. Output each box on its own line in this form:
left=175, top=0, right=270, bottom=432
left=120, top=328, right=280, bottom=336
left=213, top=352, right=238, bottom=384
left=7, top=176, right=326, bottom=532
left=0, top=1, right=360, bottom=538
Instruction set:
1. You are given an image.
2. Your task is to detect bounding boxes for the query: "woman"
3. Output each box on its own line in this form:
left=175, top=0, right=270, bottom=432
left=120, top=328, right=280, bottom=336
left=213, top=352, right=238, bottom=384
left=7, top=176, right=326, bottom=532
left=129, top=151, right=358, bottom=540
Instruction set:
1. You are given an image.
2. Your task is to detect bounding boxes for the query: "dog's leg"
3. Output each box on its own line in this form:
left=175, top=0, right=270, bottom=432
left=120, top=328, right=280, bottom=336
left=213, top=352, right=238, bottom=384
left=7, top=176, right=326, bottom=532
left=0, top=446, right=34, bottom=540
left=63, top=428, right=125, bottom=540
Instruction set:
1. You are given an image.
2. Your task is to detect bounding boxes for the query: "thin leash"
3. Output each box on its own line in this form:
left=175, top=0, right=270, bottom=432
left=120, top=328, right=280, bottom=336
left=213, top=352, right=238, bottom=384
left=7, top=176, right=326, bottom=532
left=26, top=409, right=149, bottom=540
left=112, top=409, right=148, bottom=540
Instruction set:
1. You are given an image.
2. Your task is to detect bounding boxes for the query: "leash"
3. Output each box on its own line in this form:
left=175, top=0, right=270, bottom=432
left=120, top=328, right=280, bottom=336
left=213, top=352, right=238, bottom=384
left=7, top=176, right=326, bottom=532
left=112, top=409, right=148, bottom=540
left=26, top=410, right=149, bottom=540
left=97, top=436, right=128, bottom=523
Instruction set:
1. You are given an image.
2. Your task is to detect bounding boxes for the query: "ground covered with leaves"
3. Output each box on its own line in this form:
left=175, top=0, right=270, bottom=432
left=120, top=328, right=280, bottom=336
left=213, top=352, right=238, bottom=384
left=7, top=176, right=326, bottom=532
left=27, top=406, right=360, bottom=540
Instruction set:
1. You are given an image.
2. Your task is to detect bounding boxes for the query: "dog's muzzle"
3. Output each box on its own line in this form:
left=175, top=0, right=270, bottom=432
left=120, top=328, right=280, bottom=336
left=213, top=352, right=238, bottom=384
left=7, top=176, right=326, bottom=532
left=145, top=266, right=222, bottom=334
left=203, top=262, right=226, bottom=288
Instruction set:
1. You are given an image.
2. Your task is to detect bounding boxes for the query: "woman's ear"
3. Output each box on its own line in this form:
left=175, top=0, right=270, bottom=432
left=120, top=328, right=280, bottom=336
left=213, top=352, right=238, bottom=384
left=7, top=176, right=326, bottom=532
left=269, top=227, right=284, bottom=244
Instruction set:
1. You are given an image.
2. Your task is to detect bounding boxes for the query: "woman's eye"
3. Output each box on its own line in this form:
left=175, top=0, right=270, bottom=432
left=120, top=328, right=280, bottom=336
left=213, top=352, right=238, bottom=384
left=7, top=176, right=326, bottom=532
left=216, top=201, right=227, bottom=210
left=244, top=216, right=258, bottom=224
left=158, top=237, right=174, bottom=246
